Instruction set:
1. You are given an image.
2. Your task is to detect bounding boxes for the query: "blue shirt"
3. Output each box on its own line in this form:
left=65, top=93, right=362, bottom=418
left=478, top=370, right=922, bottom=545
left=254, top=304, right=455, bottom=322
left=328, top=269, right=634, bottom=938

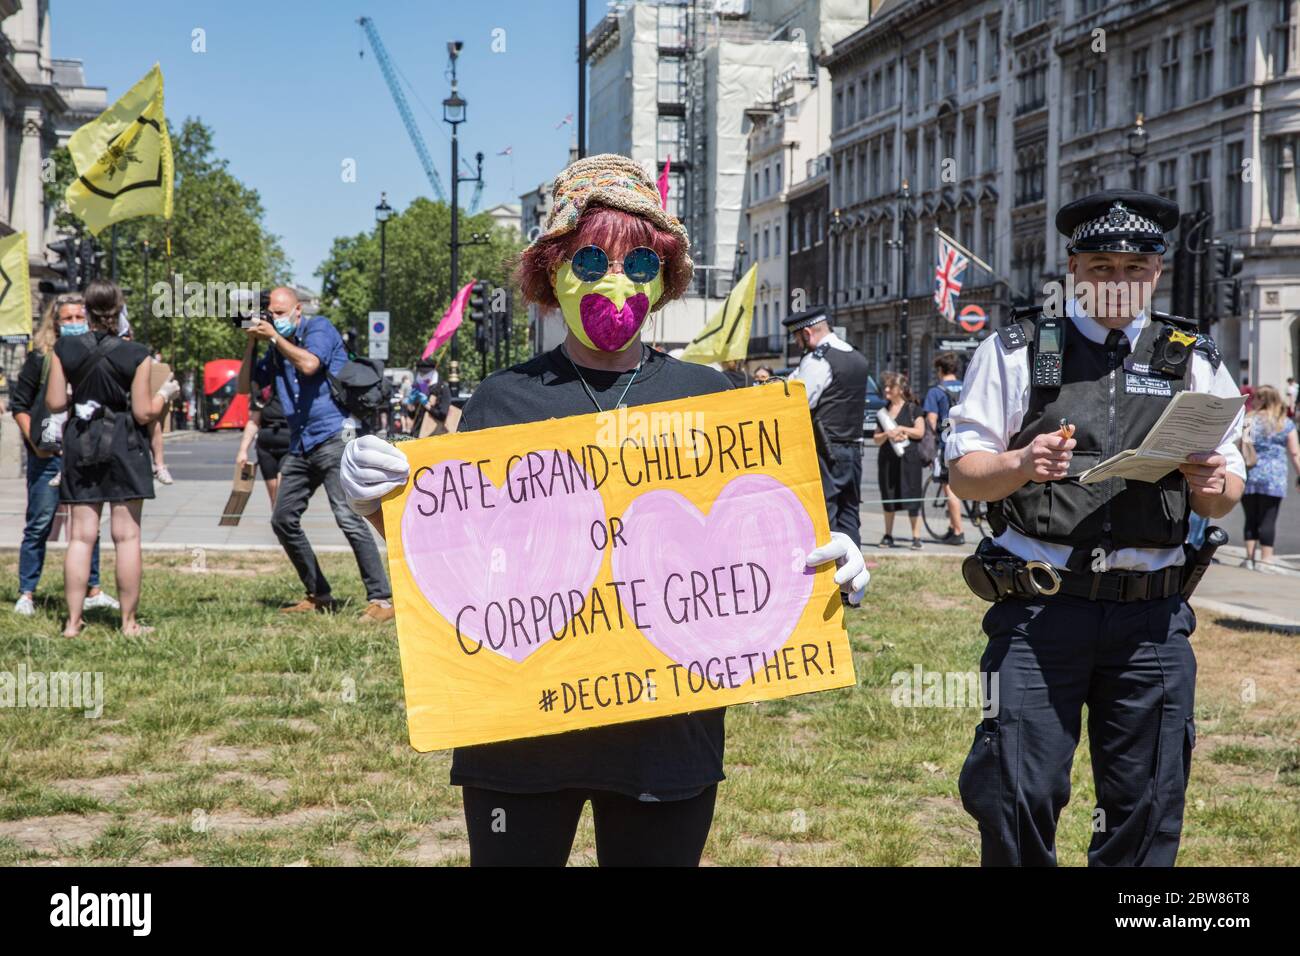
left=922, top=378, right=963, bottom=422
left=253, top=315, right=347, bottom=454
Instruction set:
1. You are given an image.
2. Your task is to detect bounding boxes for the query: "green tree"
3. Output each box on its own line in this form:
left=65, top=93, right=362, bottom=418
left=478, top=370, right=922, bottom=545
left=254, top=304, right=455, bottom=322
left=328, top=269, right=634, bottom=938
left=45, top=117, right=290, bottom=379
left=315, top=197, right=527, bottom=388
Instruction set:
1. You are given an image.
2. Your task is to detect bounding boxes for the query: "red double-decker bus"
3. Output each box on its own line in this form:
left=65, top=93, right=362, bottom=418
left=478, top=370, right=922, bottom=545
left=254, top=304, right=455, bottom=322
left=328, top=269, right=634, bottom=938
left=201, top=359, right=249, bottom=431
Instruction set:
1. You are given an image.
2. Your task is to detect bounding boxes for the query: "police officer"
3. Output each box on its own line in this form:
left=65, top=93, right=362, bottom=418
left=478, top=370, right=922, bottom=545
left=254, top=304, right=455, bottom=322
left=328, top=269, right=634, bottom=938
left=946, top=190, right=1246, bottom=867
left=784, top=309, right=870, bottom=547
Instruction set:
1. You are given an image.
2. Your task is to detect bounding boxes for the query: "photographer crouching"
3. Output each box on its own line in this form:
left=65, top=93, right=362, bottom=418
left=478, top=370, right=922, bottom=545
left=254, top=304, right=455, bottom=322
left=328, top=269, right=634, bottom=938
left=237, top=287, right=393, bottom=622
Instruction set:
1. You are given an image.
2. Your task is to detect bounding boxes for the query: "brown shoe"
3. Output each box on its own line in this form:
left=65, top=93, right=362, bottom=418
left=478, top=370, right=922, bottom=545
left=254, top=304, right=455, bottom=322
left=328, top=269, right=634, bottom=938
left=281, top=595, right=337, bottom=614
left=360, top=601, right=395, bottom=623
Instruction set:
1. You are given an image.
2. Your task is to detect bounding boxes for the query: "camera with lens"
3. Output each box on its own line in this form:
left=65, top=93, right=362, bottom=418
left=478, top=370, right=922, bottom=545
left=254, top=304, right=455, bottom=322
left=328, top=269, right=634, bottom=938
left=230, top=288, right=272, bottom=329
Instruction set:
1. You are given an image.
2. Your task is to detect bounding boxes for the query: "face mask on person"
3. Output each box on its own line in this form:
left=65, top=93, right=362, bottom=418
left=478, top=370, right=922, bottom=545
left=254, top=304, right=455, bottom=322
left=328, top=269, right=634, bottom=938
left=552, top=248, right=664, bottom=352
left=61, top=322, right=89, bottom=337
left=273, top=312, right=298, bottom=337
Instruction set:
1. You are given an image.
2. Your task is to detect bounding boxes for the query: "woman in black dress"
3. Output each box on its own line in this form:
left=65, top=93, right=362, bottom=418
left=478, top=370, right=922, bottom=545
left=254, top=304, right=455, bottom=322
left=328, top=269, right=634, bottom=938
left=873, top=371, right=926, bottom=549
left=44, top=280, right=179, bottom=636
left=236, top=381, right=291, bottom=504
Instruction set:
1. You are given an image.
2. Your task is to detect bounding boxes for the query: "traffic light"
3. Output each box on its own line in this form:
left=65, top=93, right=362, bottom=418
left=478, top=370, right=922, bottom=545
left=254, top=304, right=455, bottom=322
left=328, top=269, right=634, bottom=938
left=468, top=280, right=489, bottom=323
left=39, top=238, right=79, bottom=295
left=1170, top=213, right=1200, bottom=321
left=1213, top=277, right=1243, bottom=318
left=1213, top=243, right=1245, bottom=280
left=77, top=238, right=103, bottom=289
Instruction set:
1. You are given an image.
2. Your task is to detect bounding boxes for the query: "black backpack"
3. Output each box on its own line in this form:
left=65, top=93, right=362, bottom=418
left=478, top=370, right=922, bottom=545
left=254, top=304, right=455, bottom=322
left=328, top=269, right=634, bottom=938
left=326, top=357, right=391, bottom=419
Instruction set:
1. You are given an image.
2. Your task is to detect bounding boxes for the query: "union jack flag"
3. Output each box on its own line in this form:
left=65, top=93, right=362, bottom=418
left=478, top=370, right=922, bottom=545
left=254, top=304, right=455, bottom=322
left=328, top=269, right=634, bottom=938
left=933, top=235, right=969, bottom=321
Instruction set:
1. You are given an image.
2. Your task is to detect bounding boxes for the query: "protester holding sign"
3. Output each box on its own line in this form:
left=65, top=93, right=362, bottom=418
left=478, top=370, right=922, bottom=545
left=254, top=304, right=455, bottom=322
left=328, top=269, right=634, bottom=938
left=342, top=153, right=869, bottom=867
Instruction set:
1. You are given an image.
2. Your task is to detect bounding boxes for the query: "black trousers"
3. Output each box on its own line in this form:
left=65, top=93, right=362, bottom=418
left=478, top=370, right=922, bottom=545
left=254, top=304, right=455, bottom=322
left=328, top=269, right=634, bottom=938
left=819, top=441, right=864, bottom=547
left=462, top=785, right=717, bottom=867
left=958, top=592, right=1197, bottom=867
left=1241, top=493, right=1282, bottom=547
left=270, top=436, right=391, bottom=602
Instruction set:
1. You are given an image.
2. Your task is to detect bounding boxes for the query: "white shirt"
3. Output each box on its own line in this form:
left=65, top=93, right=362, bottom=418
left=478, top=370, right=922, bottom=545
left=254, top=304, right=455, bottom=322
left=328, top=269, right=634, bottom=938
left=790, top=330, right=852, bottom=409
left=945, top=299, right=1246, bottom=570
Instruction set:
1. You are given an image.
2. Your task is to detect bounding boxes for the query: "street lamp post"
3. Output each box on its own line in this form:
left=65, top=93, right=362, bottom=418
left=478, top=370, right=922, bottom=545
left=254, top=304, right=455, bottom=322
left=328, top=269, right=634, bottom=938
left=375, top=193, right=392, bottom=313
left=1127, top=114, right=1148, bottom=190
left=443, top=40, right=485, bottom=398
left=896, top=180, right=912, bottom=375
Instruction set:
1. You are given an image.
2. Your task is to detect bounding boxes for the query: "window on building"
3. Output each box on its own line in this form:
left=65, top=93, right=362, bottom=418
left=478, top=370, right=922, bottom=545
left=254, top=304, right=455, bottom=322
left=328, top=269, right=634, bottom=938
left=753, top=170, right=760, bottom=197
left=927, top=51, right=938, bottom=102
left=860, top=77, right=870, bottom=121
left=906, top=136, right=917, bottom=185
left=907, top=61, right=919, bottom=111
left=763, top=225, right=770, bottom=259
left=1158, top=158, right=1179, bottom=203
left=967, top=36, right=979, bottom=87
left=981, top=212, right=996, bottom=267
left=1227, top=7, right=1248, bottom=87
left=985, top=113, right=998, bottom=170
left=1130, top=47, right=1149, bottom=119
left=925, top=133, right=937, bottom=189
left=845, top=155, right=855, bottom=204
left=1272, top=0, right=1292, bottom=77
left=657, top=57, right=684, bottom=104
left=774, top=223, right=781, bottom=257
left=846, top=84, right=857, bottom=125
left=942, top=128, right=955, bottom=170
left=1160, top=35, right=1181, bottom=112
left=946, top=43, right=958, bottom=93
left=988, top=24, right=1000, bottom=79
left=1190, top=150, right=1212, bottom=213
left=1269, top=136, right=1298, bottom=223
left=753, top=230, right=760, bottom=258
left=1131, top=163, right=1146, bottom=191
left=835, top=89, right=844, bottom=130
left=872, top=70, right=882, bottom=113
left=1073, top=63, right=1107, bottom=133
left=1015, top=142, right=1045, bottom=205
left=816, top=207, right=824, bottom=244
left=1021, top=0, right=1047, bottom=28
left=657, top=115, right=684, bottom=165
left=871, top=143, right=881, bottom=196
left=1224, top=141, right=1245, bottom=230
left=803, top=213, right=811, bottom=249
left=1192, top=22, right=1214, bottom=100
left=886, top=64, right=897, bottom=106
left=1017, top=51, right=1048, bottom=113
left=884, top=136, right=895, bottom=191
left=1078, top=0, right=1103, bottom=15
left=764, top=165, right=771, bottom=197
left=775, top=160, right=782, bottom=192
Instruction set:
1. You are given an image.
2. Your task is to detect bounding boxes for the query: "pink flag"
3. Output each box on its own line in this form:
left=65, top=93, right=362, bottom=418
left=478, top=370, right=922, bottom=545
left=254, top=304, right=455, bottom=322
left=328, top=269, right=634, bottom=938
left=421, top=280, right=475, bottom=360
left=657, top=155, right=671, bottom=210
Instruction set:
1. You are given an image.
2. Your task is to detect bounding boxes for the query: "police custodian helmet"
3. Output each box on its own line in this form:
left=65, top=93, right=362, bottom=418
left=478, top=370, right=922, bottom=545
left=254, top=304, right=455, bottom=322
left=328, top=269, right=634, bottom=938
left=1056, top=189, right=1180, bottom=255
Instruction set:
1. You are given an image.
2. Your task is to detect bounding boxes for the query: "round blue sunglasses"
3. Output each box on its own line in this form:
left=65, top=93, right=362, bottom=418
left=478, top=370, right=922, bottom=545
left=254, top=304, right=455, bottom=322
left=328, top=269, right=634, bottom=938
left=570, top=245, right=661, bottom=284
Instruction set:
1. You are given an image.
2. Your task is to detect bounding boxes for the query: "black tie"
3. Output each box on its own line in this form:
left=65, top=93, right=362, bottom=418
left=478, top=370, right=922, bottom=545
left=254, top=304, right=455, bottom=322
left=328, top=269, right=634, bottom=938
left=1105, top=329, right=1130, bottom=358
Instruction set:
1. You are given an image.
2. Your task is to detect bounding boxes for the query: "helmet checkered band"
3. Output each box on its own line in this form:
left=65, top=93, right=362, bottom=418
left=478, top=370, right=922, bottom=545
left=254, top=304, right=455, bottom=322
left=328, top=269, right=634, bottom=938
left=1070, top=201, right=1163, bottom=248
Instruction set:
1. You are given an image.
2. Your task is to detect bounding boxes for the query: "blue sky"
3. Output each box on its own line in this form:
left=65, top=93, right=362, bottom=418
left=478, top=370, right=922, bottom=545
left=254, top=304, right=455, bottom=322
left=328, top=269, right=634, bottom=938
left=55, top=0, right=609, bottom=286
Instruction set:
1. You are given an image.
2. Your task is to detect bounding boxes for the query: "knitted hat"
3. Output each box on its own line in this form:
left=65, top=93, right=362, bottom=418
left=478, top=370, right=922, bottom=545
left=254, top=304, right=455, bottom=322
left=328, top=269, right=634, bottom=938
left=541, top=153, right=693, bottom=306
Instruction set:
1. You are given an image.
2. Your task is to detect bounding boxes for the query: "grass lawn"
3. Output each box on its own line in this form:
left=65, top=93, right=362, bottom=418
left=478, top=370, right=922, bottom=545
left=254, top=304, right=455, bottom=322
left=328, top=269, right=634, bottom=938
left=0, top=550, right=1295, bottom=866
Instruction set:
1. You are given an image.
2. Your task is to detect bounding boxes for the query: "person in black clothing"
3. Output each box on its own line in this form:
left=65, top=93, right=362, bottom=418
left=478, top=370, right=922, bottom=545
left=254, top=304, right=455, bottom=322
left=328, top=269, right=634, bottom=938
left=44, top=280, right=179, bottom=637
left=339, top=153, right=871, bottom=866
left=873, top=371, right=926, bottom=548
left=235, top=381, right=291, bottom=504
left=9, top=294, right=116, bottom=616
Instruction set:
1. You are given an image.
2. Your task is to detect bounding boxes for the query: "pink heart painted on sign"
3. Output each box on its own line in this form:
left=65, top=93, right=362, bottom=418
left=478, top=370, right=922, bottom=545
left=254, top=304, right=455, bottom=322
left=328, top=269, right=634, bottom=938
left=611, top=474, right=815, bottom=665
left=579, top=292, right=650, bottom=351
left=400, top=452, right=605, bottom=663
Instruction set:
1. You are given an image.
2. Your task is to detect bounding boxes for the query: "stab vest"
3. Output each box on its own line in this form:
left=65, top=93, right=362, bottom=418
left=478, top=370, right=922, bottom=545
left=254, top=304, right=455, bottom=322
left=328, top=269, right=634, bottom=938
left=810, top=341, right=870, bottom=443
left=988, top=310, right=1219, bottom=567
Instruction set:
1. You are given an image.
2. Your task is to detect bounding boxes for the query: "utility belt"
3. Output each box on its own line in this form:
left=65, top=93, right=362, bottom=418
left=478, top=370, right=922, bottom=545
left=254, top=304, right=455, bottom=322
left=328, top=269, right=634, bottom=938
left=961, top=532, right=1225, bottom=604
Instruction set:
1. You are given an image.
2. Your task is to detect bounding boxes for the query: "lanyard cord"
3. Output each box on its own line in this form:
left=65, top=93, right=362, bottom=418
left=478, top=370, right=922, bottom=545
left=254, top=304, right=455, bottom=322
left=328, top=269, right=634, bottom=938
left=561, top=343, right=643, bottom=413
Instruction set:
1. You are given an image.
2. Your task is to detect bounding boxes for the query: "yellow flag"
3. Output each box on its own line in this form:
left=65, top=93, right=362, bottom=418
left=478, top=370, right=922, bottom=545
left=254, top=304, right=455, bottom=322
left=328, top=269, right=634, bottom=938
left=680, top=263, right=757, bottom=365
left=0, top=232, right=33, bottom=339
left=65, top=64, right=173, bottom=235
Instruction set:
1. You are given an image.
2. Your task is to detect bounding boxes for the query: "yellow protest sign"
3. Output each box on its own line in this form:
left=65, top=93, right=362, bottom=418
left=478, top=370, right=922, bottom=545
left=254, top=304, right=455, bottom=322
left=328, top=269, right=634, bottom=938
left=382, top=382, right=855, bottom=751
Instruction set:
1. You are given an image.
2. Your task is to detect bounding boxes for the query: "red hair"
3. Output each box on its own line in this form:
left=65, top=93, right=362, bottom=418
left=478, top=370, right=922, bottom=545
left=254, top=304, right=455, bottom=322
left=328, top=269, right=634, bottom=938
left=514, top=204, right=690, bottom=311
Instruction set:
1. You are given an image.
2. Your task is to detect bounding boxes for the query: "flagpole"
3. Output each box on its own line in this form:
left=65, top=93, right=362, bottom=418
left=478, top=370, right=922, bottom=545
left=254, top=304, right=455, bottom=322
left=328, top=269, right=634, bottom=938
left=931, top=225, right=1024, bottom=301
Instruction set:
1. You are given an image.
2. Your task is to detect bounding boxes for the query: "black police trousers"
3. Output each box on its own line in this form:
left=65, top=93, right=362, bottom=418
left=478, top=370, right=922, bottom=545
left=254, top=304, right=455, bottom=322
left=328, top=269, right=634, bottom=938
left=957, top=592, right=1197, bottom=866
left=819, top=441, right=864, bottom=547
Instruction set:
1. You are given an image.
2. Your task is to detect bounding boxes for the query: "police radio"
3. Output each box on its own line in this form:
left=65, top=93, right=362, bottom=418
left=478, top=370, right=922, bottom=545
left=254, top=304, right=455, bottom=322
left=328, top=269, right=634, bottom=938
left=1031, top=317, right=1065, bottom=388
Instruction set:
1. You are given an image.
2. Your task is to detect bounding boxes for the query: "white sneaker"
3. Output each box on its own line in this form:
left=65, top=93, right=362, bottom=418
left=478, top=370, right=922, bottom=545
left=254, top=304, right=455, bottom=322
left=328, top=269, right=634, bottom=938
left=154, top=465, right=175, bottom=485
left=13, top=594, right=34, bottom=616
left=83, top=590, right=121, bottom=610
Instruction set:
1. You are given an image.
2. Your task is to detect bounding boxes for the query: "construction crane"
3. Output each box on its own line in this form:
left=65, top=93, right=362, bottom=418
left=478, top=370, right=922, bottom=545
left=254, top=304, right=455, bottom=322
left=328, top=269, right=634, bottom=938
left=357, top=16, right=447, bottom=202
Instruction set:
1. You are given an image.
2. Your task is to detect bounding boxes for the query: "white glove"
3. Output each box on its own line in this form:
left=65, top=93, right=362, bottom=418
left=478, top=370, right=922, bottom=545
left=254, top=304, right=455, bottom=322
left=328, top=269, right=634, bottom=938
left=806, top=532, right=871, bottom=606
left=341, top=434, right=410, bottom=516
left=156, top=379, right=181, bottom=402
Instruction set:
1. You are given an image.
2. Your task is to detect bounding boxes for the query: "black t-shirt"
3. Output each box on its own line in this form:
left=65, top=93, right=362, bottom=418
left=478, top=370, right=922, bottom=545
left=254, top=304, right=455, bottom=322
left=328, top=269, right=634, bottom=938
left=449, top=345, right=733, bottom=801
